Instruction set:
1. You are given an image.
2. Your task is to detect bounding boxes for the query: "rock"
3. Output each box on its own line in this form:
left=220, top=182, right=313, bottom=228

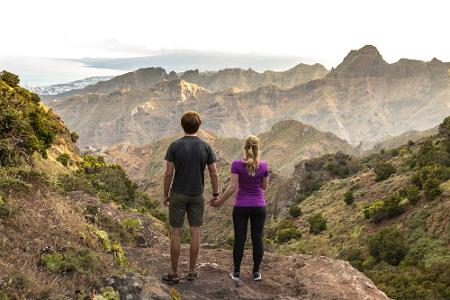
left=105, top=274, right=144, bottom=300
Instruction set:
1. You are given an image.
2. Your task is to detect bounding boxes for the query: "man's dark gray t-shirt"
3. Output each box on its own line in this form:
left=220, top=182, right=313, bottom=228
left=165, top=136, right=216, bottom=196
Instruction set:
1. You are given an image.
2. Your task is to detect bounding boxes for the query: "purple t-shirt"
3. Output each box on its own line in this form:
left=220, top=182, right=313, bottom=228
left=231, top=159, right=269, bottom=207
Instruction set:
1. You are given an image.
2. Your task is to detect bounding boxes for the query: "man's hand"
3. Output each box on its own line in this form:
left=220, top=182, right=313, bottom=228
left=209, top=196, right=223, bottom=207
left=163, top=195, right=170, bottom=207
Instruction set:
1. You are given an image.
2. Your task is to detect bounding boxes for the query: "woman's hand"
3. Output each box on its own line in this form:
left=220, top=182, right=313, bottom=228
left=209, top=197, right=224, bottom=207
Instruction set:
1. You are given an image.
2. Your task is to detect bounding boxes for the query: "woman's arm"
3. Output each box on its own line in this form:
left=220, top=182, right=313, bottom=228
left=261, top=176, right=268, bottom=190
left=213, top=173, right=238, bottom=206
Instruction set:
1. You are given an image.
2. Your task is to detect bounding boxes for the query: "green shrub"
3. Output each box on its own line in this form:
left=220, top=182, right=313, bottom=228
left=70, top=131, right=79, bottom=143
left=40, top=248, right=96, bottom=274
left=382, top=193, right=403, bottom=218
left=0, top=70, right=19, bottom=87
left=415, top=140, right=449, bottom=168
left=56, top=153, right=70, bottom=167
left=121, top=218, right=142, bottom=232
left=363, top=200, right=385, bottom=222
left=308, top=213, right=327, bottom=234
left=403, top=185, right=420, bottom=204
left=374, top=162, right=396, bottom=182
left=390, top=148, right=400, bottom=157
left=419, top=164, right=450, bottom=185
left=288, top=205, right=302, bottom=218
left=339, top=247, right=364, bottom=270
left=343, top=190, right=354, bottom=205
left=277, top=227, right=302, bottom=243
left=368, top=228, right=408, bottom=266
left=326, top=162, right=350, bottom=178
left=0, top=73, right=62, bottom=165
left=0, top=195, right=13, bottom=219
left=423, top=178, right=442, bottom=200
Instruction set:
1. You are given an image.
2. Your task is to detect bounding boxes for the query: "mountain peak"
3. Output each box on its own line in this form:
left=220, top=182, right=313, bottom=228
left=333, top=45, right=388, bottom=77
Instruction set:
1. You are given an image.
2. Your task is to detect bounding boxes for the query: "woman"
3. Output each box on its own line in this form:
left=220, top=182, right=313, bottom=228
left=211, top=135, right=269, bottom=281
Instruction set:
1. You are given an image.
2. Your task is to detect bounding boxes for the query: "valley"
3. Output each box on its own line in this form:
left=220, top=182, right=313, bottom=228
left=1, top=42, right=450, bottom=299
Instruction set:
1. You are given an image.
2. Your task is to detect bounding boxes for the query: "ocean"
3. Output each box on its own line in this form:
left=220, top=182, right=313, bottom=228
left=0, top=56, right=125, bottom=87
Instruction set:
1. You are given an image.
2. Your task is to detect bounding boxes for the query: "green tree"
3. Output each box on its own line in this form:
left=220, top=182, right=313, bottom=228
left=423, top=178, right=442, bottom=200
left=368, top=228, right=408, bottom=266
left=374, top=162, right=395, bottom=182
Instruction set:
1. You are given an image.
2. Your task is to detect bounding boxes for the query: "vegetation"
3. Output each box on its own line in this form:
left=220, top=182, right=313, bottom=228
left=368, top=228, right=408, bottom=266
left=288, top=205, right=302, bottom=217
left=343, top=190, right=354, bottom=205
left=308, top=213, right=327, bottom=234
left=40, top=248, right=97, bottom=274
left=56, top=153, right=71, bottom=167
left=373, top=162, right=395, bottom=181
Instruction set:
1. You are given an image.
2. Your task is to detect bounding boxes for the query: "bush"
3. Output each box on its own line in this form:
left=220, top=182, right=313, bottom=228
left=368, top=228, right=408, bottom=266
left=363, top=194, right=404, bottom=223
left=40, top=248, right=96, bottom=274
left=419, top=164, right=450, bottom=185
left=0, top=70, right=20, bottom=87
left=277, top=227, right=302, bottom=243
left=0, top=194, right=13, bottom=219
left=415, top=140, right=449, bottom=168
left=363, top=200, right=385, bottom=222
left=339, top=247, right=364, bottom=270
left=343, top=190, right=354, bottom=205
left=308, top=213, right=327, bottom=234
left=288, top=205, right=302, bottom=218
left=70, top=132, right=79, bottom=143
left=403, top=185, right=420, bottom=204
left=374, top=162, right=396, bottom=182
left=423, top=178, right=442, bottom=200
left=56, top=153, right=70, bottom=167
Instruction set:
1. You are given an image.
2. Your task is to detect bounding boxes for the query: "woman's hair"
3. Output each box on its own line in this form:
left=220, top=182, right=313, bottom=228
left=243, top=135, right=260, bottom=176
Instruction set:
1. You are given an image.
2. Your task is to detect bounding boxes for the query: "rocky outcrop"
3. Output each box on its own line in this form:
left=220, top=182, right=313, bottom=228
left=124, top=246, right=390, bottom=300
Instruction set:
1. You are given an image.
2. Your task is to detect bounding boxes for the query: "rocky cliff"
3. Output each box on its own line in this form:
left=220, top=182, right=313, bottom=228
left=48, top=45, right=450, bottom=149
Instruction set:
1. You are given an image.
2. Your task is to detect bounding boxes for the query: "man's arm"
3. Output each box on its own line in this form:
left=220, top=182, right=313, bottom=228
left=163, top=161, right=175, bottom=206
left=208, top=163, right=219, bottom=197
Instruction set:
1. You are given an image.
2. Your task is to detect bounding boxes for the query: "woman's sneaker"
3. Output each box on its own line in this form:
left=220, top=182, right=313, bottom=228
left=252, top=272, right=262, bottom=281
left=229, top=271, right=240, bottom=281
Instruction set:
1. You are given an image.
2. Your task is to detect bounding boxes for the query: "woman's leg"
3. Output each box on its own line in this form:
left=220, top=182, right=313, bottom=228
left=232, top=206, right=248, bottom=273
left=249, top=206, right=267, bottom=273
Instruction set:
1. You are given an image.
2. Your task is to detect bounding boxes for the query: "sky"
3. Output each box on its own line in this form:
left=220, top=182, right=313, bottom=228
left=1, top=0, right=449, bottom=85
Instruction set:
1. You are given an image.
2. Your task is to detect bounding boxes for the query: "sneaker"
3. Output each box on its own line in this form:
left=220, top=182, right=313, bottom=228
left=252, top=272, right=262, bottom=281
left=229, top=271, right=240, bottom=281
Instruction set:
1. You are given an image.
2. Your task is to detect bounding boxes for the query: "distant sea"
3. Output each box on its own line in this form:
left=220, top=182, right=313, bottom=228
left=0, top=56, right=125, bottom=87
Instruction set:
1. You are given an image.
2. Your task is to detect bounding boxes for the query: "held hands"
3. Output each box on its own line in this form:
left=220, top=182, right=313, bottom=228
left=209, top=196, right=224, bottom=208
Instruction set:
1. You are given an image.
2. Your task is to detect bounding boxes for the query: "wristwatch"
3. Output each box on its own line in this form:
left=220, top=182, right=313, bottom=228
left=212, top=193, right=220, bottom=197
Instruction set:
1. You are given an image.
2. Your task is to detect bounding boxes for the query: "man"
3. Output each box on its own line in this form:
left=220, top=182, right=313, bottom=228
left=162, top=111, right=219, bottom=284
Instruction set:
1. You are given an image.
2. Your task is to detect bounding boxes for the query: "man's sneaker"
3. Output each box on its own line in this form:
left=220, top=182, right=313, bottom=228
left=252, top=272, right=262, bottom=281
left=229, top=271, right=240, bottom=281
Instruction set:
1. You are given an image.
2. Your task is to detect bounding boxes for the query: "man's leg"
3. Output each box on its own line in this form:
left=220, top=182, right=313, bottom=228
left=186, top=194, right=204, bottom=274
left=189, top=226, right=201, bottom=272
left=170, top=227, right=182, bottom=275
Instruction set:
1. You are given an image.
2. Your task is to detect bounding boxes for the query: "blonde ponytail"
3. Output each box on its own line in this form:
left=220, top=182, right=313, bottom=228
left=243, top=135, right=260, bottom=176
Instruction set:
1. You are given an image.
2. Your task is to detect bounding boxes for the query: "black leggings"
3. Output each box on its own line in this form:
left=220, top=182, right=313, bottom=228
left=232, top=206, right=266, bottom=273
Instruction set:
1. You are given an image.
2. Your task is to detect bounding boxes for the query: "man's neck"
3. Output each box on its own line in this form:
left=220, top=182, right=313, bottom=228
left=184, top=133, right=197, bottom=137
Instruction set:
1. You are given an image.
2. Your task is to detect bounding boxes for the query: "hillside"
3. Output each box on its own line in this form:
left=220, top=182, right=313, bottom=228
left=262, top=116, right=450, bottom=299
left=366, top=126, right=439, bottom=154
left=47, top=45, right=450, bottom=149
left=0, top=71, right=389, bottom=299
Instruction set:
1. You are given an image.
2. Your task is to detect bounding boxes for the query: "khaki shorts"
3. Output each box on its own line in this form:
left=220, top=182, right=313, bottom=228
left=169, top=192, right=205, bottom=228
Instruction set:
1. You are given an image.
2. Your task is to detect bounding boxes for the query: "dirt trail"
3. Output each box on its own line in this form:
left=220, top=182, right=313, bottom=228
left=124, top=243, right=390, bottom=300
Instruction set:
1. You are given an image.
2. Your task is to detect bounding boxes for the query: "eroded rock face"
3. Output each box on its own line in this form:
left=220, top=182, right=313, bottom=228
left=49, top=46, right=450, bottom=149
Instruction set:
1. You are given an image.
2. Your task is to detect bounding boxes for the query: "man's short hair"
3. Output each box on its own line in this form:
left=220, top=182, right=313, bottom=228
left=181, top=111, right=202, bottom=134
